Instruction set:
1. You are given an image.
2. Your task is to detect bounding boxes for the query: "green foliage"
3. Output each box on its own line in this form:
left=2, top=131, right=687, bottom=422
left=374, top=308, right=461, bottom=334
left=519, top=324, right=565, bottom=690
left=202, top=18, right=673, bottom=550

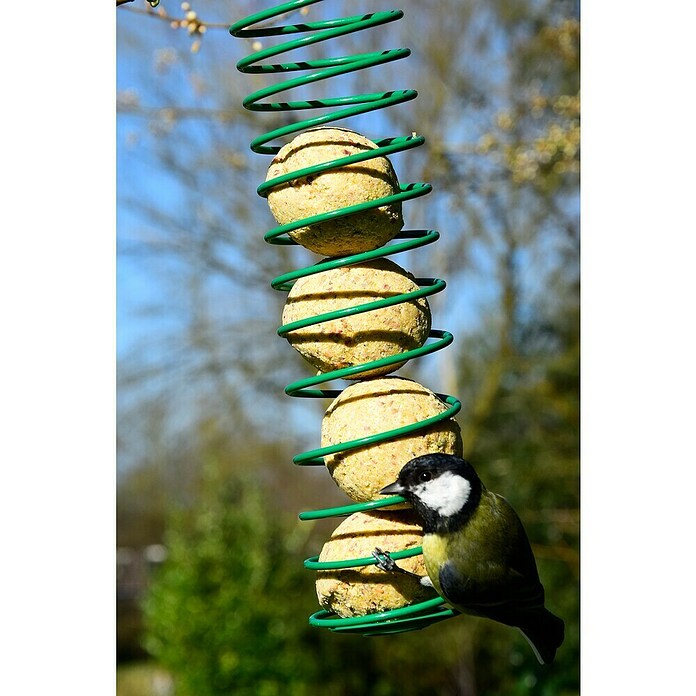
left=456, top=294, right=580, bottom=694
left=143, top=467, right=315, bottom=696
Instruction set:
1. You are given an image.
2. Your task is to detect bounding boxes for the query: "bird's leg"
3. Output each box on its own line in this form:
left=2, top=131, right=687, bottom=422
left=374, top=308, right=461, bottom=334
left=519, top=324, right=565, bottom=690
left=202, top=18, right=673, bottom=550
left=372, top=547, right=414, bottom=575
left=371, top=547, right=433, bottom=587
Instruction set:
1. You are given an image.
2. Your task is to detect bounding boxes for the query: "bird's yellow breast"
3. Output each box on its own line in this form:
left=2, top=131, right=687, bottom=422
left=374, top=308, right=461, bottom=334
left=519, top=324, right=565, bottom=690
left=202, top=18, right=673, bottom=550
left=421, top=533, right=449, bottom=596
left=421, top=492, right=520, bottom=599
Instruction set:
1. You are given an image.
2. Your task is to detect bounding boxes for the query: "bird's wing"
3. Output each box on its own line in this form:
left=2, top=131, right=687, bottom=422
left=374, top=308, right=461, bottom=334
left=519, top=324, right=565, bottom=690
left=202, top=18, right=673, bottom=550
left=437, top=559, right=539, bottom=609
left=437, top=495, right=546, bottom=613
left=497, top=496, right=547, bottom=608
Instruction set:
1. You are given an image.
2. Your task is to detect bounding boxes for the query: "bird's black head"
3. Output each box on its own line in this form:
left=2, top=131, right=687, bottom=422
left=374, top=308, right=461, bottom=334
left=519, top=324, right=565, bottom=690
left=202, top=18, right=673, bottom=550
left=380, top=454, right=483, bottom=533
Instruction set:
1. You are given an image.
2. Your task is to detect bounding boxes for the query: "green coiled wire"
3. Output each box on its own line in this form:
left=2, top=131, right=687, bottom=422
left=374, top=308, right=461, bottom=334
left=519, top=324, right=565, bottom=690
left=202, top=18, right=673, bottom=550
left=231, top=0, right=459, bottom=634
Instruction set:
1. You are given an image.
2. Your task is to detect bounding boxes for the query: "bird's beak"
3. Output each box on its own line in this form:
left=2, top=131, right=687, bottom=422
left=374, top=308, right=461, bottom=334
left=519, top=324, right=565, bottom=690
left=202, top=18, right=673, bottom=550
left=379, top=480, right=405, bottom=495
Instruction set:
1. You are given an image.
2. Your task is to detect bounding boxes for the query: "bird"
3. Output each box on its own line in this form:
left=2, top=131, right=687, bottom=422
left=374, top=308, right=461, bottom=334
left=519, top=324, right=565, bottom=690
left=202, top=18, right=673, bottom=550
left=372, top=453, right=565, bottom=664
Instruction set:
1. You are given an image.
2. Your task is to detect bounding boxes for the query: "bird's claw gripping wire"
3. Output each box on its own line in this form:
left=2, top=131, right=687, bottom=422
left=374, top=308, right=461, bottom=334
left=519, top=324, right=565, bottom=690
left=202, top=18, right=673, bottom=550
left=372, top=547, right=415, bottom=577
left=372, top=547, right=434, bottom=588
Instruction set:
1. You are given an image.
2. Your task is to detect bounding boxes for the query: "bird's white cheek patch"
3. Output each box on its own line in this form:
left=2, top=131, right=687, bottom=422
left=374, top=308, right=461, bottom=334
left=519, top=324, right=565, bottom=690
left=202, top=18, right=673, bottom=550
left=415, top=472, right=471, bottom=517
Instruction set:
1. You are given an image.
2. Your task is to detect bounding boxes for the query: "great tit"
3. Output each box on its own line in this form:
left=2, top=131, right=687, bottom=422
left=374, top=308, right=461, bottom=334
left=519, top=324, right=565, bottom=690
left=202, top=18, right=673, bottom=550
left=374, top=453, right=565, bottom=664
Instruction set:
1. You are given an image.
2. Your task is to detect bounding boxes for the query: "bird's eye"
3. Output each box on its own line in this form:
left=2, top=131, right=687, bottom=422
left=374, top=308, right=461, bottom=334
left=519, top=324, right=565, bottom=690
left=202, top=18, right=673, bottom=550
left=419, top=471, right=432, bottom=482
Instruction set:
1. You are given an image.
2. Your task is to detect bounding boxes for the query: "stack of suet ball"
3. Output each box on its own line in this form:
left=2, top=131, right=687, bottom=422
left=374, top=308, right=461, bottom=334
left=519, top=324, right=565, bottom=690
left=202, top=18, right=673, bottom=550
left=263, top=127, right=462, bottom=617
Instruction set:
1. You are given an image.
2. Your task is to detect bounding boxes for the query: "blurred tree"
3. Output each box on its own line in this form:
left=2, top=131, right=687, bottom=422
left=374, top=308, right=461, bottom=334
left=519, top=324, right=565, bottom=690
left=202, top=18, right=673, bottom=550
left=142, top=464, right=327, bottom=696
left=454, top=293, right=580, bottom=694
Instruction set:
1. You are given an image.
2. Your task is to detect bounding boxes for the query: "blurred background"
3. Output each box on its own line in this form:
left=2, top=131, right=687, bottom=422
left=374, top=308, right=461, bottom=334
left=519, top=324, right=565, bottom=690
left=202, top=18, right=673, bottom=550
left=116, top=0, right=579, bottom=694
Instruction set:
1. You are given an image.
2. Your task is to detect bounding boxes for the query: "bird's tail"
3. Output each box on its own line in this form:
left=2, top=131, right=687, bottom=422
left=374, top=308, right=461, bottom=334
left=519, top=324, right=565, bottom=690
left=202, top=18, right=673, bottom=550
left=517, top=609, right=565, bottom=665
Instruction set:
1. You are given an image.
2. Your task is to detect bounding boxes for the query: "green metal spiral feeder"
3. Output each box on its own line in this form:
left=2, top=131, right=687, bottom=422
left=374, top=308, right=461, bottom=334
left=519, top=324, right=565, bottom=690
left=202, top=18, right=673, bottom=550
left=230, top=0, right=462, bottom=635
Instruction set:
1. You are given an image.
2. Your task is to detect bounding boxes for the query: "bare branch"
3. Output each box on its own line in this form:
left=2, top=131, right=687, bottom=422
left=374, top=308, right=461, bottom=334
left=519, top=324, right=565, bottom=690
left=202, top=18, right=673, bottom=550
left=117, top=103, right=239, bottom=122
left=118, top=3, right=230, bottom=29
